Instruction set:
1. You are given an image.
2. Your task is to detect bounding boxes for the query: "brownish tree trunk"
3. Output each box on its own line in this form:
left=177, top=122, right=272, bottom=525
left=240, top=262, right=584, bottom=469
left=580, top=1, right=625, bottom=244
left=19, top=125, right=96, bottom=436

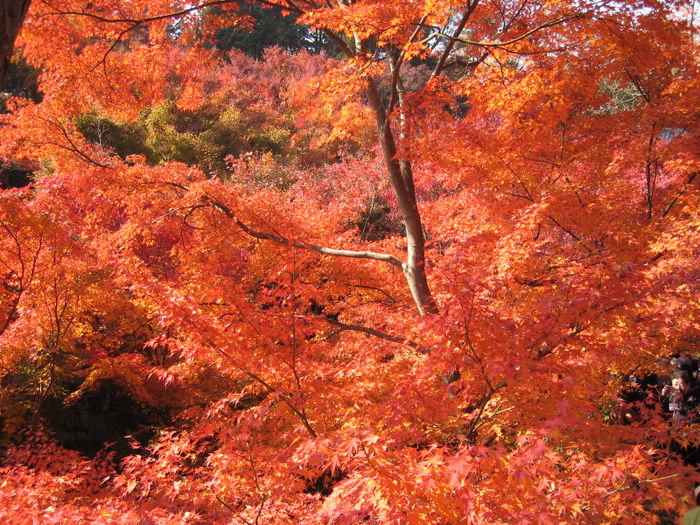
left=365, top=79, right=438, bottom=315
left=0, top=0, right=31, bottom=88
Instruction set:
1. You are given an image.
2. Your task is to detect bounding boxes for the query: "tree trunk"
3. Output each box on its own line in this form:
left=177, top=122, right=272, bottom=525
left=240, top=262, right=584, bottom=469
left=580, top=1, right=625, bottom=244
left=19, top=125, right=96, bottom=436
left=365, top=80, right=438, bottom=315
left=0, top=0, right=31, bottom=88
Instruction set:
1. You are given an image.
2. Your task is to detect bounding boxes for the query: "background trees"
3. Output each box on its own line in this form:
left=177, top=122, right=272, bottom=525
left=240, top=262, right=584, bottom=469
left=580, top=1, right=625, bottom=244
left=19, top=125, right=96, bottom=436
left=0, top=0, right=698, bottom=523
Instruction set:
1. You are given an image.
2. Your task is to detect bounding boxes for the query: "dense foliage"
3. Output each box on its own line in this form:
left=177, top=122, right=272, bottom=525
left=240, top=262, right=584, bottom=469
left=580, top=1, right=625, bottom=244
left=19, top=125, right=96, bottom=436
left=0, top=0, right=698, bottom=523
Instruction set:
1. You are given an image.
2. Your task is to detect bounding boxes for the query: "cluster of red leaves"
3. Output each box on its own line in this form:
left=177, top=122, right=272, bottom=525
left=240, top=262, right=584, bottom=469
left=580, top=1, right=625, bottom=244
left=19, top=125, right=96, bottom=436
left=0, top=0, right=698, bottom=523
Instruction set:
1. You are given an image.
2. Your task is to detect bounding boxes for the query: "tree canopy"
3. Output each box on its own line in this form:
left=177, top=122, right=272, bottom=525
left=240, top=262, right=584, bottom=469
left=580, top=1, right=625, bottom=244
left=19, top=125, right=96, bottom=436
left=0, top=0, right=698, bottom=523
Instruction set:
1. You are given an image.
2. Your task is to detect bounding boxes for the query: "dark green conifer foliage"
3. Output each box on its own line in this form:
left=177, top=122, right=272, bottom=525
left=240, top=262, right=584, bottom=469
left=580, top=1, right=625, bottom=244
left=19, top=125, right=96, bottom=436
left=213, top=2, right=335, bottom=58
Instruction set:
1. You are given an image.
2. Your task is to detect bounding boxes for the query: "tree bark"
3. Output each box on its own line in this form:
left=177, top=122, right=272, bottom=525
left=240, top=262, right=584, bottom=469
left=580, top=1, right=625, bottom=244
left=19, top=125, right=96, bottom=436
left=0, top=0, right=31, bottom=88
left=365, top=79, right=438, bottom=315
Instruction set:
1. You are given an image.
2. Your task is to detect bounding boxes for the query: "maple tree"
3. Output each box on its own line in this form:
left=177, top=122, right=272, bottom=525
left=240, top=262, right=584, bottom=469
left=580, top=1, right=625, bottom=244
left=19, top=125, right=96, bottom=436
left=0, top=0, right=698, bottom=523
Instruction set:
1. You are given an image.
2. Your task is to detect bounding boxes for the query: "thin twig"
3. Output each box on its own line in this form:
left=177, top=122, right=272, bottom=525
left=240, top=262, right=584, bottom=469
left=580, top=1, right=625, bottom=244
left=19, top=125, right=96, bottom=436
left=435, top=11, right=582, bottom=50
left=604, top=473, right=682, bottom=498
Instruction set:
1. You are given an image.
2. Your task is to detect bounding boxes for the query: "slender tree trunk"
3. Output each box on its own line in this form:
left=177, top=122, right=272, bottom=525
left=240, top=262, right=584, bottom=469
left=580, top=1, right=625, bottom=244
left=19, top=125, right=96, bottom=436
left=323, top=33, right=438, bottom=315
left=0, top=0, right=31, bottom=88
left=365, top=79, right=438, bottom=315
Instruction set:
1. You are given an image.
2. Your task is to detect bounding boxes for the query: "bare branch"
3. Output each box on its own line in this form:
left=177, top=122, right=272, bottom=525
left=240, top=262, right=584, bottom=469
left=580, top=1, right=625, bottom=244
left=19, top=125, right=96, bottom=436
left=547, top=215, right=580, bottom=242
left=350, top=283, right=399, bottom=303
left=41, top=0, right=238, bottom=25
left=36, top=117, right=110, bottom=168
left=662, top=172, right=697, bottom=218
left=435, top=11, right=582, bottom=51
left=387, top=16, right=427, bottom=115
left=242, top=219, right=404, bottom=268
left=603, top=473, right=682, bottom=499
left=194, top=326, right=319, bottom=438
left=208, top=198, right=405, bottom=269
left=150, top=181, right=406, bottom=270
left=431, top=0, right=481, bottom=79
left=324, top=317, right=421, bottom=350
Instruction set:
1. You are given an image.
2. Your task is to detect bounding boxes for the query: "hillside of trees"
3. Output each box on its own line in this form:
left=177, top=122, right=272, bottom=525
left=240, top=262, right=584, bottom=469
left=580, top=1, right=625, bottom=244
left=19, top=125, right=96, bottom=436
left=0, top=0, right=698, bottom=523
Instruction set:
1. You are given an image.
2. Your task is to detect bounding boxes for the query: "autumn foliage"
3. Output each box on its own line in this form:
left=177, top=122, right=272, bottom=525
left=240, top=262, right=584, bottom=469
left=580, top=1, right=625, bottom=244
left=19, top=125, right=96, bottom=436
left=0, top=0, right=698, bottom=523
